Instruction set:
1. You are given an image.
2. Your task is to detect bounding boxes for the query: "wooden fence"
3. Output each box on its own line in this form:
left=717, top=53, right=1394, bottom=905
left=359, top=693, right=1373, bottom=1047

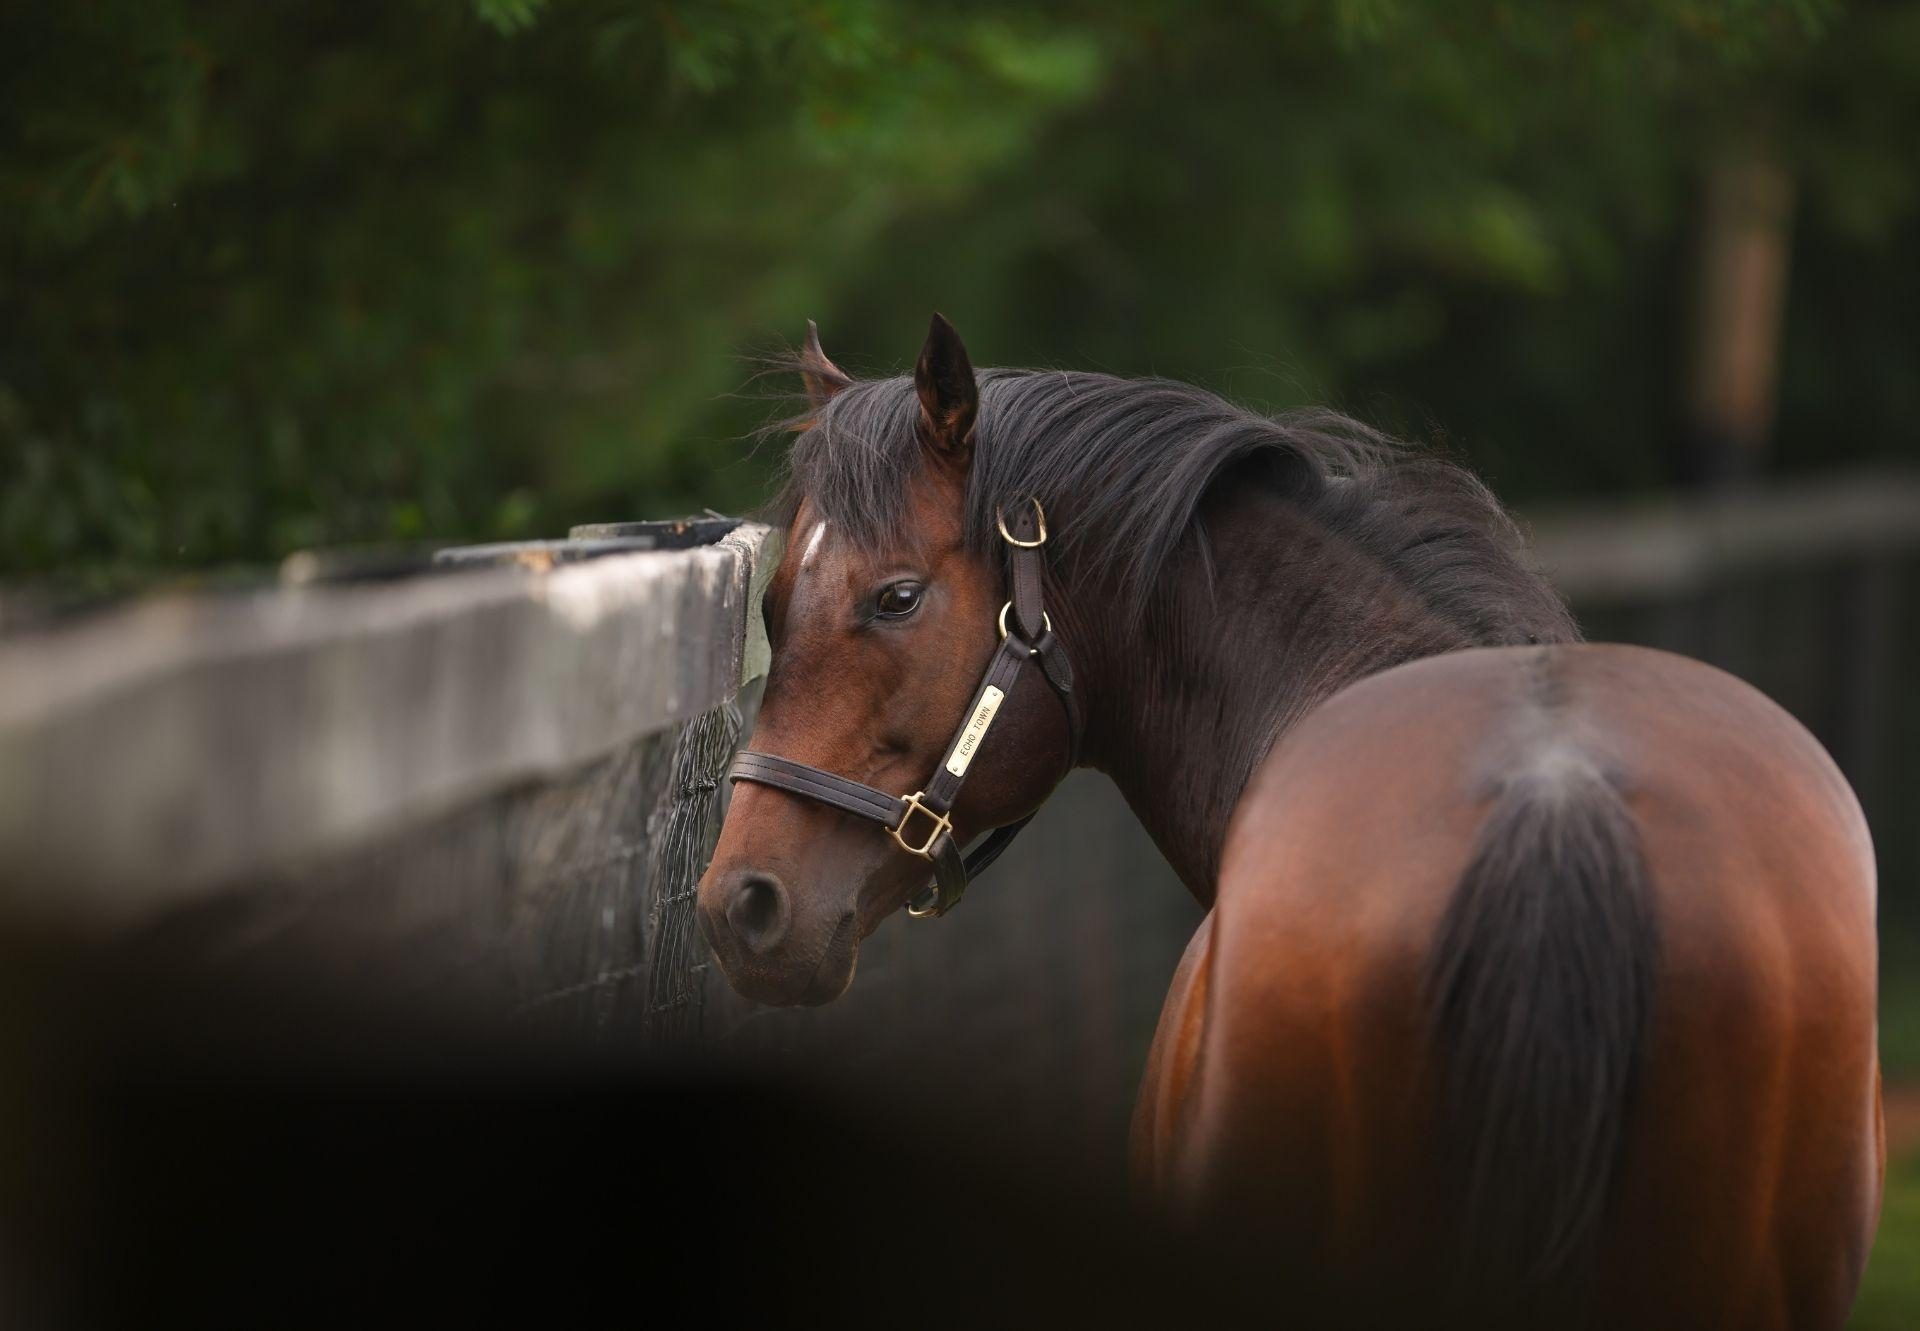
left=0, top=521, right=773, bottom=1037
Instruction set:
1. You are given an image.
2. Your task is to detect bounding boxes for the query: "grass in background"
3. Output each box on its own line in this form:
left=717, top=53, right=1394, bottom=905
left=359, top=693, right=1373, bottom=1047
left=1852, top=1146, right=1920, bottom=1329
left=1854, top=921, right=1920, bottom=1327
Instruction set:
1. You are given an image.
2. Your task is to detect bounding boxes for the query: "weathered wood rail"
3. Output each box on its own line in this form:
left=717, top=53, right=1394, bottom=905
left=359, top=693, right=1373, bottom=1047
left=1526, top=468, right=1920, bottom=601
left=0, top=522, right=776, bottom=1034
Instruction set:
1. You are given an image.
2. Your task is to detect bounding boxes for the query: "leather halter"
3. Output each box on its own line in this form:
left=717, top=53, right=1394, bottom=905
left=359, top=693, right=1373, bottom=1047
left=726, top=499, right=1082, bottom=918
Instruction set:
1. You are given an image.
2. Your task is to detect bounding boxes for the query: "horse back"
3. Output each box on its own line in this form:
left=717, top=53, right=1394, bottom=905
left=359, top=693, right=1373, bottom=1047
left=1138, top=643, right=1880, bottom=1329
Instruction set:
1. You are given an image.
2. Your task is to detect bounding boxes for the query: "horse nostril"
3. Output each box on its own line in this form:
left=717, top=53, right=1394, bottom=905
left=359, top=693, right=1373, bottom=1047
left=726, top=874, right=788, bottom=954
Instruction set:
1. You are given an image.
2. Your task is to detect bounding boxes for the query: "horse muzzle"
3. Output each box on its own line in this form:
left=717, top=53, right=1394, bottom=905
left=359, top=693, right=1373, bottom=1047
left=696, top=868, right=858, bottom=1007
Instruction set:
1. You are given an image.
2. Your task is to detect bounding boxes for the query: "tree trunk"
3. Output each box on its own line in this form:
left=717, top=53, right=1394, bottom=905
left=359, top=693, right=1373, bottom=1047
left=1682, top=145, right=1795, bottom=488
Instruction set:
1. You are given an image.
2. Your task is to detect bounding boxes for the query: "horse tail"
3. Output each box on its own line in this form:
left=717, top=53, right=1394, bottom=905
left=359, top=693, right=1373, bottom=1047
left=1427, top=739, right=1657, bottom=1306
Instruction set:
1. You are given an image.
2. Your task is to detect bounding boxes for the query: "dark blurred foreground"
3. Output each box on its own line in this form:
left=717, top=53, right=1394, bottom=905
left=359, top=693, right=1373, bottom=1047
left=5, top=931, right=1265, bottom=1331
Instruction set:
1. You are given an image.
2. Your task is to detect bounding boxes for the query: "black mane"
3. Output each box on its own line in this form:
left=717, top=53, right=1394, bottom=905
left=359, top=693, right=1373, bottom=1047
left=774, top=367, right=1577, bottom=646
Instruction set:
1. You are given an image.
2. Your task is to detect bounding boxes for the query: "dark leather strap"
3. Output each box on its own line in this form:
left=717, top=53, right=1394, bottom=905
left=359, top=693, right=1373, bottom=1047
left=925, top=834, right=968, bottom=918
left=1033, top=632, right=1078, bottom=742
left=922, top=636, right=1032, bottom=811
left=958, top=813, right=1033, bottom=879
left=727, top=497, right=1080, bottom=918
left=1008, top=505, right=1049, bottom=642
left=728, top=751, right=905, bottom=826
left=1005, top=499, right=1084, bottom=762
left=725, top=750, right=979, bottom=918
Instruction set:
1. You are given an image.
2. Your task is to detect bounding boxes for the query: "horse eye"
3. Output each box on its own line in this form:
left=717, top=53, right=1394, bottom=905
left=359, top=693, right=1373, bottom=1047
left=875, top=581, right=924, bottom=619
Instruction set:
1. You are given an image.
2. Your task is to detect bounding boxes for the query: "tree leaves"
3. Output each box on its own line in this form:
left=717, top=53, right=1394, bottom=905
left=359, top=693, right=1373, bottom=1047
left=1, top=0, right=1913, bottom=582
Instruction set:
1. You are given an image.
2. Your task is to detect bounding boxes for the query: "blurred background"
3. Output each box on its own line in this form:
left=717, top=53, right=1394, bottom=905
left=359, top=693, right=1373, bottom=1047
left=3, top=1, right=1918, bottom=1324
left=8, top=1, right=1919, bottom=579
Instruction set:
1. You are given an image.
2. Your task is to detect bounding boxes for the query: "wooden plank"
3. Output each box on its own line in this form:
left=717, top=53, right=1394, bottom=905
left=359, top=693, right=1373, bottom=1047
left=0, top=525, right=771, bottom=925
left=1523, top=467, right=1920, bottom=603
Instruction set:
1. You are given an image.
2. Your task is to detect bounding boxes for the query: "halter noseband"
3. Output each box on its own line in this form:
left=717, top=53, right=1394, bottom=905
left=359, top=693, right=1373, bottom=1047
left=725, top=499, right=1082, bottom=918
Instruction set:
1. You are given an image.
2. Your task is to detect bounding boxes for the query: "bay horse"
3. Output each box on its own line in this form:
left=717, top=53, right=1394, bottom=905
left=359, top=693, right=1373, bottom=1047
left=695, top=316, right=1882, bottom=1328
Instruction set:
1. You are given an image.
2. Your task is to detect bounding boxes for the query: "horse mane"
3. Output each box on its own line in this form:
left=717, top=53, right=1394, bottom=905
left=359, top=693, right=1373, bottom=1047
left=770, top=366, right=1578, bottom=646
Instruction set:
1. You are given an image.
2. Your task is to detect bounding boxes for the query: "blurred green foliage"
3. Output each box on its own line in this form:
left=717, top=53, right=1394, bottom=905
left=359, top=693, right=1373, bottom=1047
left=3, top=1, right=1918, bottom=585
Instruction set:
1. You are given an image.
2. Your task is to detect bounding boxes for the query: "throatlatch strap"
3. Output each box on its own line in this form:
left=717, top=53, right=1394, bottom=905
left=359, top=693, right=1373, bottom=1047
left=958, top=813, right=1034, bottom=879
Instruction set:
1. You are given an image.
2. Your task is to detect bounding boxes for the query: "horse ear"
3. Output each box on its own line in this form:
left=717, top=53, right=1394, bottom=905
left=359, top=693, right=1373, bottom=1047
left=913, top=312, right=977, bottom=468
left=799, top=319, right=852, bottom=410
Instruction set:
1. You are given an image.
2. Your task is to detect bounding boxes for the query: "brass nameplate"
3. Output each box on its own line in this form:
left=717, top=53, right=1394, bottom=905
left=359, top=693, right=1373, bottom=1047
left=944, top=685, right=1005, bottom=777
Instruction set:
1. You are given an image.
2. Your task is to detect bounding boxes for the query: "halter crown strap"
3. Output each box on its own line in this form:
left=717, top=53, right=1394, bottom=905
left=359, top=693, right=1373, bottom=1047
left=727, top=498, right=1077, bottom=918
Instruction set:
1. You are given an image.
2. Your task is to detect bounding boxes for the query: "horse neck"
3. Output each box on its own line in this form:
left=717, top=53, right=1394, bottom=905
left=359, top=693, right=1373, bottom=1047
left=1064, top=489, right=1471, bottom=902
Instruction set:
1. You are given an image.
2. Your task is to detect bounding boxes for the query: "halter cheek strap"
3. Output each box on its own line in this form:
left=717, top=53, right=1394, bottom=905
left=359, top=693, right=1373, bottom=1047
left=726, top=500, right=1081, bottom=918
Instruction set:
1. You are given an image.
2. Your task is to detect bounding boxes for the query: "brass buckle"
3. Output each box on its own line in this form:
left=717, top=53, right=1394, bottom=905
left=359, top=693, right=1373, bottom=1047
left=889, top=791, right=951, bottom=858
left=996, top=498, right=1048, bottom=548
left=997, top=601, right=1052, bottom=649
